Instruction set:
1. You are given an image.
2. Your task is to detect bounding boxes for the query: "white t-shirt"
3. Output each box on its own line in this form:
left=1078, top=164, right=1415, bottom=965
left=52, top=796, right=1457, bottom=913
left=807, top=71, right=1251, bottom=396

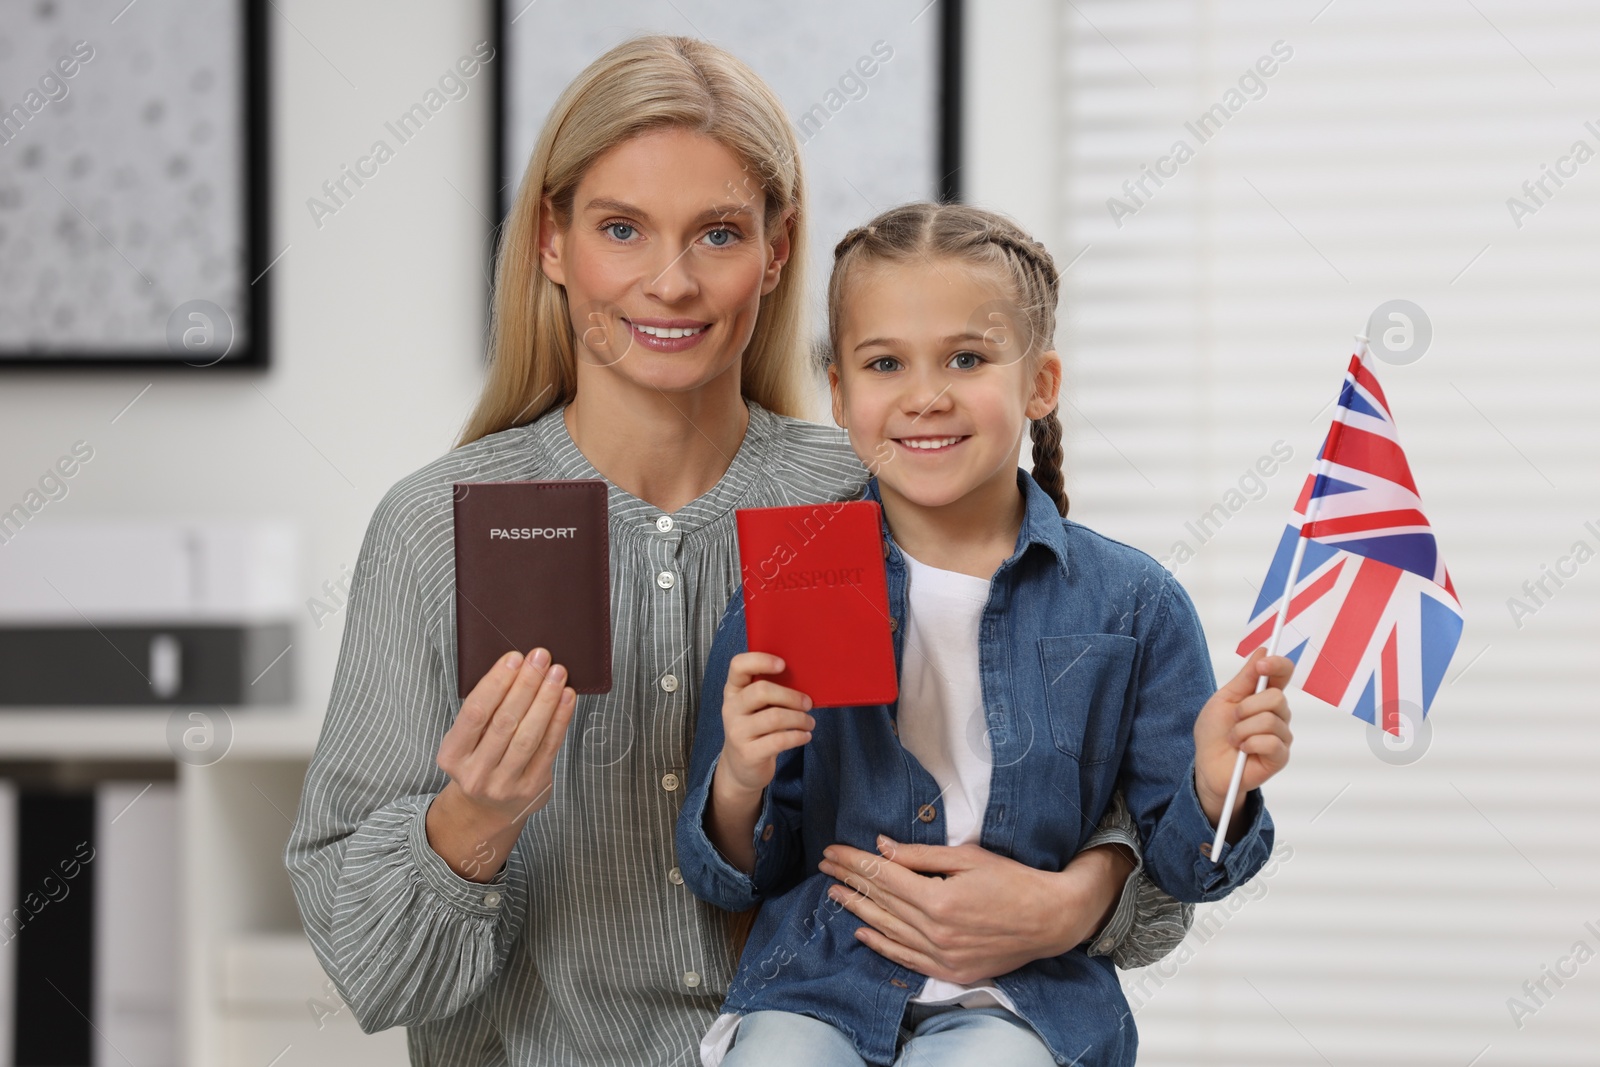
left=699, top=545, right=1018, bottom=1065
left=895, top=548, right=1021, bottom=1014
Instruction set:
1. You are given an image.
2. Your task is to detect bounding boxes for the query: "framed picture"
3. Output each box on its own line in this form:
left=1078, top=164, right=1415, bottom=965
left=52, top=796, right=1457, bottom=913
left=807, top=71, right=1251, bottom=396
left=492, top=0, right=962, bottom=317
left=0, top=0, right=271, bottom=369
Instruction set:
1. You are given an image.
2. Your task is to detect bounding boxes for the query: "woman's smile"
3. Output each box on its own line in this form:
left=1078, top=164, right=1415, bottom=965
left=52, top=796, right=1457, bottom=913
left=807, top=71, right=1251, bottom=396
left=623, top=315, right=712, bottom=352
left=540, top=126, right=789, bottom=394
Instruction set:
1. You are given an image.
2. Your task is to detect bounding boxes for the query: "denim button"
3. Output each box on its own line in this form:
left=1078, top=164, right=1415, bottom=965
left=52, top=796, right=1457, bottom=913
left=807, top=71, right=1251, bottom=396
left=761, top=823, right=775, bottom=841
left=916, top=803, right=937, bottom=823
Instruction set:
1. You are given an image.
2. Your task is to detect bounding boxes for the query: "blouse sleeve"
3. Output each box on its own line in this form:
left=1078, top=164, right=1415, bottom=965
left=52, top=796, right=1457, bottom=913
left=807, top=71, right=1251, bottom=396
left=1079, top=788, right=1195, bottom=969
left=676, top=585, right=807, bottom=911
left=284, top=487, right=530, bottom=1032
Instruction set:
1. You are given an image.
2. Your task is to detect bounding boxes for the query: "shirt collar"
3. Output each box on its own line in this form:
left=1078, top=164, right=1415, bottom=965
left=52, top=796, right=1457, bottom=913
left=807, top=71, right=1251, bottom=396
left=862, top=467, right=1071, bottom=580
left=525, top=400, right=777, bottom=535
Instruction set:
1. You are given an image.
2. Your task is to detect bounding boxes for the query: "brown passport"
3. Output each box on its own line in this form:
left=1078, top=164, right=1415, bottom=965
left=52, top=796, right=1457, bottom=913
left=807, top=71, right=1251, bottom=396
left=452, top=479, right=613, bottom=697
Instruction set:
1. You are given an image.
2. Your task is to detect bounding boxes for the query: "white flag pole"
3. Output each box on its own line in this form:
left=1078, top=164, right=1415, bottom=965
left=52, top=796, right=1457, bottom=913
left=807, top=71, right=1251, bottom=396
left=1208, top=335, right=1370, bottom=862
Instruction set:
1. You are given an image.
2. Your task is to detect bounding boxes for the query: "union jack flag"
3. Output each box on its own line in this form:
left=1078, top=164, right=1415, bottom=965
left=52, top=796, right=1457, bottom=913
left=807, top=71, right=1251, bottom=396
left=1238, top=350, right=1464, bottom=735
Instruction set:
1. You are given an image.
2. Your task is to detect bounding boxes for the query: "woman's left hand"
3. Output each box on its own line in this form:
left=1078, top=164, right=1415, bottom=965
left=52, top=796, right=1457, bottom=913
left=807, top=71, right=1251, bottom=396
left=816, top=836, right=1125, bottom=985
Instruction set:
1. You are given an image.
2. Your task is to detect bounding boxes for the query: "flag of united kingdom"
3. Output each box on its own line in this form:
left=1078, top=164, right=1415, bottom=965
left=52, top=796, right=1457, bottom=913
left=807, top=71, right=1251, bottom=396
left=1238, top=351, right=1464, bottom=736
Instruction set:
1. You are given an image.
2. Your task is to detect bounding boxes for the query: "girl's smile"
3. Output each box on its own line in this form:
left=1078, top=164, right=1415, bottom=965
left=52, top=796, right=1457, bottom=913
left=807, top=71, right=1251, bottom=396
left=892, top=434, right=970, bottom=453
left=829, top=258, right=1058, bottom=517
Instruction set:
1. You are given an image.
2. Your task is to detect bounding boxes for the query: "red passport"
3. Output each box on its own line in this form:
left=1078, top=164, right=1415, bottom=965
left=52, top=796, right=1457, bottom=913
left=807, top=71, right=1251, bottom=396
left=452, top=479, right=613, bottom=697
left=734, top=500, right=897, bottom=708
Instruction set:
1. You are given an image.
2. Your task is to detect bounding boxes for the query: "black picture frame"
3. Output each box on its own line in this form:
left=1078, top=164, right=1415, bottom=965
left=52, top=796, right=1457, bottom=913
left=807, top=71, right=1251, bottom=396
left=937, top=0, right=963, bottom=204
left=489, top=0, right=964, bottom=271
left=0, top=0, right=272, bottom=371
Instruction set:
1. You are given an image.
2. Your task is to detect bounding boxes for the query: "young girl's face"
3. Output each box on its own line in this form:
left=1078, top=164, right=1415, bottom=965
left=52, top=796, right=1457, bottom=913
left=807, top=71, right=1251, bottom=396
left=539, top=127, right=792, bottom=397
left=828, top=257, right=1061, bottom=512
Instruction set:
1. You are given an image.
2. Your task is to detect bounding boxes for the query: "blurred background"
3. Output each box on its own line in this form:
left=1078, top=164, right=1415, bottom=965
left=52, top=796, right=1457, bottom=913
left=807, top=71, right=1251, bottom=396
left=0, top=0, right=1595, bottom=1064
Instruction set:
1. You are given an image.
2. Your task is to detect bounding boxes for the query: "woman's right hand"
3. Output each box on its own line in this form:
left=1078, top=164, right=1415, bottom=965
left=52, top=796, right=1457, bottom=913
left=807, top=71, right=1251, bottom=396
left=425, top=648, right=577, bottom=881
left=716, top=651, right=815, bottom=797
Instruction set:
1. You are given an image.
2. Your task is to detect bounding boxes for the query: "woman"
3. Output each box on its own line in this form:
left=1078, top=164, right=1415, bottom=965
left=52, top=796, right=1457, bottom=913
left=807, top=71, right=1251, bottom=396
left=285, top=35, right=1189, bottom=1067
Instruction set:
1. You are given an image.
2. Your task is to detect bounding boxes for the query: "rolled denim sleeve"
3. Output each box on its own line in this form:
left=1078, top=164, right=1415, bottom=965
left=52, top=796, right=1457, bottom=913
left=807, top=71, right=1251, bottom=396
left=1153, top=757, right=1272, bottom=891
left=676, top=586, right=805, bottom=911
left=1121, top=571, right=1274, bottom=903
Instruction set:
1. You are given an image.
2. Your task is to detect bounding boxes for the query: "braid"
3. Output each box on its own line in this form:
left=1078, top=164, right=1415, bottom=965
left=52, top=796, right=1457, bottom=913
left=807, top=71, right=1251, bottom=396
left=825, top=206, right=1075, bottom=518
left=833, top=222, right=879, bottom=261
left=982, top=230, right=1060, bottom=291
left=826, top=205, right=1071, bottom=520
left=1029, top=406, right=1069, bottom=517
left=988, top=225, right=1067, bottom=515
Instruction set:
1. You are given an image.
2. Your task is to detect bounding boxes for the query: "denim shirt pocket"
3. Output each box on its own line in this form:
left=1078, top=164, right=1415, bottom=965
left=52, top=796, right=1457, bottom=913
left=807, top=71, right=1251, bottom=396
left=1037, top=633, right=1139, bottom=765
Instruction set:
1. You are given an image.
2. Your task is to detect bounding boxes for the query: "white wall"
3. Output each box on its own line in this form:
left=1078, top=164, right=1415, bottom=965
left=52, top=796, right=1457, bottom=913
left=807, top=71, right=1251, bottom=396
left=1, top=9, right=493, bottom=1059
left=964, top=0, right=1060, bottom=257
left=0, top=0, right=494, bottom=746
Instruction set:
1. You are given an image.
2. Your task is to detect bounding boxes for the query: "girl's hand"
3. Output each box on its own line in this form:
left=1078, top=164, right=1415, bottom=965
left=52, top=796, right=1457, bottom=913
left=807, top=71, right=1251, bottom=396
left=716, top=651, right=815, bottom=797
left=426, top=648, right=577, bottom=881
left=1192, top=649, right=1295, bottom=829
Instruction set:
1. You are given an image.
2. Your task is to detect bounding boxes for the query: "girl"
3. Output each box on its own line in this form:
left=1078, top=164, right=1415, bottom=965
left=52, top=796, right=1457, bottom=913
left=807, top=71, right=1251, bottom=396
left=677, top=203, right=1295, bottom=1067
left=286, top=38, right=1191, bottom=1067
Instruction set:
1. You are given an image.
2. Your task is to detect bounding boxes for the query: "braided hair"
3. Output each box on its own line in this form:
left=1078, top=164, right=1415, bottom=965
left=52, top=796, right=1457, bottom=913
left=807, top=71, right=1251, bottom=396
left=826, top=203, right=1069, bottom=516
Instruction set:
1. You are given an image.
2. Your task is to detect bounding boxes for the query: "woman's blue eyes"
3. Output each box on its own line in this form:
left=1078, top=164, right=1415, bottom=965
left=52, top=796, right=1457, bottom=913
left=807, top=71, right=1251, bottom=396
left=601, top=223, right=738, bottom=246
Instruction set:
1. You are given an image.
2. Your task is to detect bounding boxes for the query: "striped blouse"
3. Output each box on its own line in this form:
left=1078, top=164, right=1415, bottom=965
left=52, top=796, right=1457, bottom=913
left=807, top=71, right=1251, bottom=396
left=284, top=400, right=1191, bottom=1066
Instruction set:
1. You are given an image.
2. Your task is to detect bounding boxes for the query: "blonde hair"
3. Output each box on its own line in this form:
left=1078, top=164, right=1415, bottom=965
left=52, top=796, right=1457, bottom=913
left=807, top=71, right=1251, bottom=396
left=457, top=35, right=811, bottom=448
left=825, top=202, right=1069, bottom=515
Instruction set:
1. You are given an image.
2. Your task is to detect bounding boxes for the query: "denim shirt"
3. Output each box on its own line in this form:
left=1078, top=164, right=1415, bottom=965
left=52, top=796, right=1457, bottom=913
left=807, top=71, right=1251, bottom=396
left=675, top=469, right=1273, bottom=1067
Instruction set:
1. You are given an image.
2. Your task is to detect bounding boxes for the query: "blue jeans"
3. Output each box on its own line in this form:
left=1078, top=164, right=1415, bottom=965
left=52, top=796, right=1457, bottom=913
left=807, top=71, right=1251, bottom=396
left=721, top=1002, right=1059, bottom=1067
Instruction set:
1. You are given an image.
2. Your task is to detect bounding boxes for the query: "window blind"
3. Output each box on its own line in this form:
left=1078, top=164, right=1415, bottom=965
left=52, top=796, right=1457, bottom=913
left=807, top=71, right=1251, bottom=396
left=1051, top=2, right=1600, bottom=1063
